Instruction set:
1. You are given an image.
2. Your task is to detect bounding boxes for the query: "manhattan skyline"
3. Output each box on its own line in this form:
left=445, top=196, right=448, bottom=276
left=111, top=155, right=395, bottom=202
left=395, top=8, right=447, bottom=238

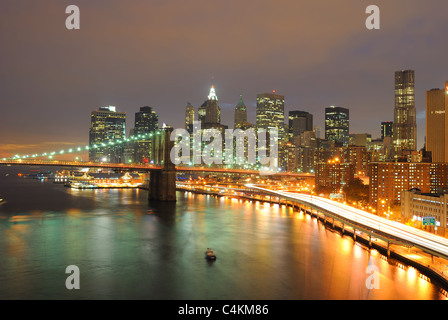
left=1, top=1, right=448, bottom=158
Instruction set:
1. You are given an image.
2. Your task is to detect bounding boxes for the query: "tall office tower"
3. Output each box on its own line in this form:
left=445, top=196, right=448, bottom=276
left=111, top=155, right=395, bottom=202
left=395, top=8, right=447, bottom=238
left=256, top=91, right=285, bottom=141
left=381, top=121, right=393, bottom=140
left=393, top=70, right=417, bottom=155
left=132, top=106, right=158, bottom=163
left=426, top=82, right=448, bottom=163
left=198, top=102, right=206, bottom=124
left=202, top=86, right=221, bottom=124
left=288, top=110, right=313, bottom=142
left=325, top=106, right=349, bottom=146
left=134, top=106, right=158, bottom=135
left=185, top=103, right=195, bottom=133
left=89, top=106, right=126, bottom=163
left=234, top=95, right=247, bottom=129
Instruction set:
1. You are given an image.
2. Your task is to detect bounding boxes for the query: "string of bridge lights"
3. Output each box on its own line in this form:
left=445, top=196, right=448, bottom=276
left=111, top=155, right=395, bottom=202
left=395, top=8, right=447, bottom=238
left=3, top=131, right=161, bottom=161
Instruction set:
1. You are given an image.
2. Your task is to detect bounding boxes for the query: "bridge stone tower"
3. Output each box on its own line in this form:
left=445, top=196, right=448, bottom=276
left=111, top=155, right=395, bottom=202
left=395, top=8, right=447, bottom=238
left=148, top=126, right=177, bottom=201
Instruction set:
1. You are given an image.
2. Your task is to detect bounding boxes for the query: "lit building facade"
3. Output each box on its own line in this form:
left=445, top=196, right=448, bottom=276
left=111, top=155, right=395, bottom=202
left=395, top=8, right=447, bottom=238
left=288, top=110, right=313, bottom=142
left=430, top=163, right=448, bottom=194
left=426, top=82, right=448, bottom=163
left=234, top=95, right=248, bottom=129
left=349, top=133, right=371, bottom=147
left=381, top=121, right=393, bottom=140
left=185, top=103, right=195, bottom=134
left=89, top=106, right=126, bottom=163
left=367, top=138, right=393, bottom=162
left=315, top=159, right=355, bottom=194
left=256, top=92, right=286, bottom=142
left=198, top=103, right=206, bottom=125
left=402, top=190, right=448, bottom=236
left=284, top=142, right=299, bottom=172
left=325, top=106, right=349, bottom=146
left=134, top=106, right=158, bottom=135
left=203, top=86, right=221, bottom=125
left=295, top=130, right=317, bottom=173
left=393, top=70, right=417, bottom=155
left=343, top=146, right=370, bottom=176
left=368, top=162, right=437, bottom=213
left=196, top=87, right=227, bottom=165
left=132, top=106, right=158, bottom=164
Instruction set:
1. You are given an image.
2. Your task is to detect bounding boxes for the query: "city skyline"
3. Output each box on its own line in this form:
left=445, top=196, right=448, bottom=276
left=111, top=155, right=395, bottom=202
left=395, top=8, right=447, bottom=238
left=2, top=1, right=448, bottom=302
left=1, top=1, right=448, bottom=158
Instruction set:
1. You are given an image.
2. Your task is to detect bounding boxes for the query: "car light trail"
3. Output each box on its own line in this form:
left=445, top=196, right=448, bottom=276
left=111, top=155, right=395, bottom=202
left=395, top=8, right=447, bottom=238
left=247, top=184, right=448, bottom=259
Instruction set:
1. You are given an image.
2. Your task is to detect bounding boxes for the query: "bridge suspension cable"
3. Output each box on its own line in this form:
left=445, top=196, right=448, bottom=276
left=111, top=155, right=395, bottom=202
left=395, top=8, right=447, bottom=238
left=2, top=131, right=162, bottom=161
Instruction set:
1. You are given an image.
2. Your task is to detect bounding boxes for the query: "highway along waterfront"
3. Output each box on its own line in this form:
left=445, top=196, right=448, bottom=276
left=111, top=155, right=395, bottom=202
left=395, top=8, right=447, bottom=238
left=0, top=166, right=447, bottom=299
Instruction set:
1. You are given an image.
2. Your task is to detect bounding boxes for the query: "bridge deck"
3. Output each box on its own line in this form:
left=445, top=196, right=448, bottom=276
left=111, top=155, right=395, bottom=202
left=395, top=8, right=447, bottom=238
left=0, top=160, right=314, bottom=177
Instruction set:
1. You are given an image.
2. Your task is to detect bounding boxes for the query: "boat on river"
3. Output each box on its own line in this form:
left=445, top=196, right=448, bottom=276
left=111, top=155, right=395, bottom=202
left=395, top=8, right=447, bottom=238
left=205, top=248, right=217, bottom=261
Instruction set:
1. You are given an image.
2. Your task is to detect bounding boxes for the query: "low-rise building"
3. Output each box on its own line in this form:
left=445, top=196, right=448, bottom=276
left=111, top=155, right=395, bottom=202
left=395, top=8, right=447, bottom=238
left=402, top=189, right=448, bottom=236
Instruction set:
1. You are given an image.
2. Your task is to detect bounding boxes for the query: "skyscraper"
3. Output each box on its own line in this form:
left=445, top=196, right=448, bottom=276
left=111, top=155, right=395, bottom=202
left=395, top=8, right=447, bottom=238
left=89, top=106, right=126, bottom=163
left=198, top=102, right=206, bottom=124
left=203, top=86, right=221, bottom=125
left=381, top=121, right=393, bottom=140
left=256, top=91, right=285, bottom=141
left=288, top=110, right=313, bottom=142
left=234, top=95, right=247, bottom=129
left=426, top=82, right=448, bottom=162
left=185, top=103, right=195, bottom=133
left=134, top=106, right=158, bottom=135
left=196, top=86, right=227, bottom=165
left=133, top=106, right=158, bottom=164
left=393, top=70, right=417, bottom=154
left=325, top=106, right=349, bottom=146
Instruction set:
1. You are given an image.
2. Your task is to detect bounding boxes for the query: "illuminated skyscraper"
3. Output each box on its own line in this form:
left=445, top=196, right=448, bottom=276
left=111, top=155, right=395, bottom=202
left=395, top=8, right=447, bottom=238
left=133, top=106, right=158, bottom=164
left=381, top=121, right=393, bottom=140
left=196, top=86, right=227, bottom=164
left=325, top=106, right=349, bottom=146
left=289, top=110, right=313, bottom=142
left=198, top=102, right=206, bottom=124
left=393, top=70, right=417, bottom=155
left=89, top=106, right=126, bottom=163
left=256, top=91, right=285, bottom=141
left=204, top=86, right=221, bottom=124
left=234, top=95, right=247, bottom=129
left=185, top=103, right=195, bottom=133
left=135, top=106, right=158, bottom=135
left=426, top=82, right=448, bottom=162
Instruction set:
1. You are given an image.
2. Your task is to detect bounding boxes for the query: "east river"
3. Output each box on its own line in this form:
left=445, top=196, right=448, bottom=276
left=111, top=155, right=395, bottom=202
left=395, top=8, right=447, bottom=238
left=0, top=166, right=446, bottom=300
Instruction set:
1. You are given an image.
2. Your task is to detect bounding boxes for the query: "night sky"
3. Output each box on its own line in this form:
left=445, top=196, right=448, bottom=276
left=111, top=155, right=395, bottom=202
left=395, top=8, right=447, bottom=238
left=1, top=0, right=448, bottom=158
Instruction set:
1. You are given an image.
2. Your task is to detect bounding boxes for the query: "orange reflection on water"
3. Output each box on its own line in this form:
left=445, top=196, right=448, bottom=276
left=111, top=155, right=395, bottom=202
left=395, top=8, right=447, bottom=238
left=4, top=224, right=30, bottom=259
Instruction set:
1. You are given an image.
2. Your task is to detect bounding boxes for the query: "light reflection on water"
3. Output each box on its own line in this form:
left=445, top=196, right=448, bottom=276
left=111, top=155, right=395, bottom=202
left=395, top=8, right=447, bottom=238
left=0, top=169, right=446, bottom=300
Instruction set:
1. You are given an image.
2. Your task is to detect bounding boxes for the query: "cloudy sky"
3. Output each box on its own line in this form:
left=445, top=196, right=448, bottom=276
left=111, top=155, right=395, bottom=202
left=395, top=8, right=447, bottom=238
left=1, top=0, right=448, bottom=157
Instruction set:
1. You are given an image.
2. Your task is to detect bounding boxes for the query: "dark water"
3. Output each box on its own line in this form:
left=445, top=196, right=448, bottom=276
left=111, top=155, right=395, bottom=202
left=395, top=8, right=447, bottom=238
left=0, top=166, right=446, bottom=300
